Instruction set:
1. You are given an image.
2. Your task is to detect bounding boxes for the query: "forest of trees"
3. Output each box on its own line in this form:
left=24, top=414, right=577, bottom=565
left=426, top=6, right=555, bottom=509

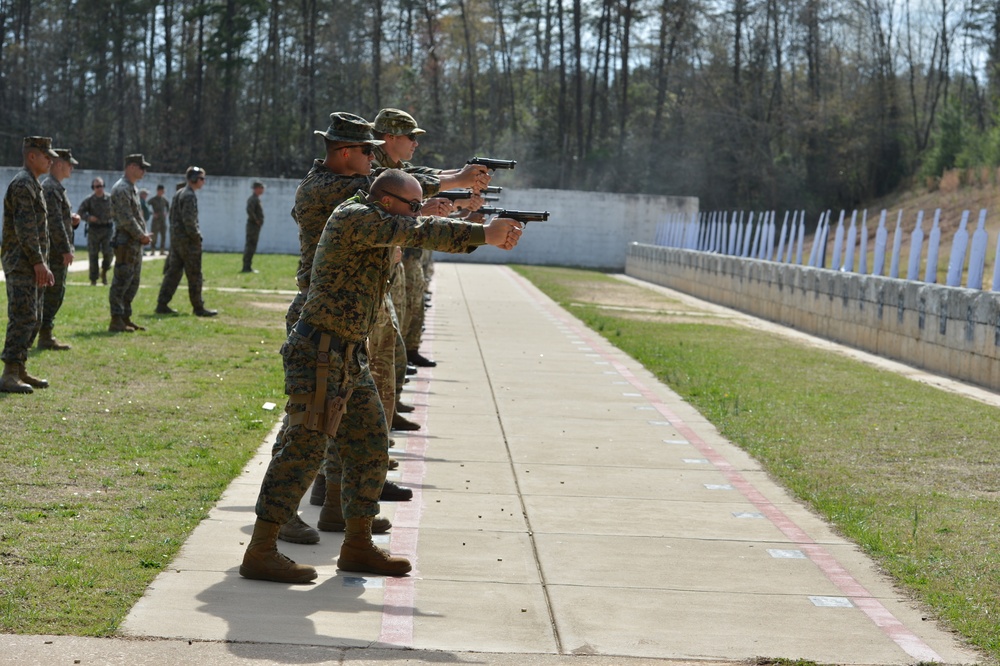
left=3, top=0, right=1000, bottom=212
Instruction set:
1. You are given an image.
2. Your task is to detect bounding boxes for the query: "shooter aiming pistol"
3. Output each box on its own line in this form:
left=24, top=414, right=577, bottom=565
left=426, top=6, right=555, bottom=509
left=479, top=207, right=550, bottom=224
left=467, top=157, right=517, bottom=170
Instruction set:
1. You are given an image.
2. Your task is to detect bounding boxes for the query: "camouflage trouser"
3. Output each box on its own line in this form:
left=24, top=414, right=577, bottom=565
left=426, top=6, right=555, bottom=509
left=285, top=290, right=306, bottom=335
left=158, top=237, right=204, bottom=309
left=109, top=242, right=144, bottom=317
left=369, top=296, right=396, bottom=425
left=243, top=222, right=261, bottom=271
left=256, top=331, right=387, bottom=523
left=2, top=274, right=42, bottom=363
left=41, top=259, right=69, bottom=330
left=150, top=219, right=167, bottom=252
left=421, top=248, right=435, bottom=282
left=87, top=225, right=113, bottom=282
left=402, top=253, right=425, bottom=349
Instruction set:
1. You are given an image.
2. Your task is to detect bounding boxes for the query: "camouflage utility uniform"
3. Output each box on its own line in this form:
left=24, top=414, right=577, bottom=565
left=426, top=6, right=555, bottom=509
left=244, top=191, right=264, bottom=272
left=256, top=191, right=485, bottom=526
left=1, top=169, right=48, bottom=364
left=108, top=177, right=147, bottom=320
left=40, top=174, right=74, bottom=332
left=371, top=145, right=440, bottom=356
left=78, top=191, right=113, bottom=283
left=148, top=193, right=169, bottom=253
left=158, top=185, right=207, bottom=311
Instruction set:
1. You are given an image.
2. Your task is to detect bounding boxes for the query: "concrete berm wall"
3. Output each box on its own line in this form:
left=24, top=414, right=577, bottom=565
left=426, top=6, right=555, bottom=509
left=625, top=243, right=1000, bottom=390
left=0, top=168, right=696, bottom=271
left=626, top=243, right=1000, bottom=391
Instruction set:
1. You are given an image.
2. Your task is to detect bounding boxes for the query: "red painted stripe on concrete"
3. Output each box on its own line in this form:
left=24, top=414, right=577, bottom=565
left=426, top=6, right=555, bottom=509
left=378, top=303, right=435, bottom=647
left=504, top=268, right=943, bottom=663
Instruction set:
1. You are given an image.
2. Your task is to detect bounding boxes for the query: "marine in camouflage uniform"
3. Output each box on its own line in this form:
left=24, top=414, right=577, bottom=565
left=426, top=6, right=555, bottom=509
left=108, top=154, right=153, bottom=332
left=77, top=178, right=113, bottom=285
left=239, top=168, right=522, bottom=583
left=273, top=113, right=391, bottom=546
left=370, top=108, right=492, bottom=371
left=148, top=185, right=169, bottom=254
left=39, top=148, right=81, bottom=350
left=1, top=137, right=58, bottom=393
left=243, top=181, right=265, bottom=273
left=156, top=166, right=216, bottom=317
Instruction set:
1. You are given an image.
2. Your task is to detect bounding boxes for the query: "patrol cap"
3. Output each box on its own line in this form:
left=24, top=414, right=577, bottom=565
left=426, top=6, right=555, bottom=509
left=314, top=112, right=384, bottom=144
left=23, top=136, right=59, bottom=158
left=251, top=180, right=264, bottom=188
left=125, top=153, right=151, bottom=168
left=53, top=148, right=79, bottom=165
left=186, top=166, right=206, bottom=181
left=373, top=108, right=426, bottom=136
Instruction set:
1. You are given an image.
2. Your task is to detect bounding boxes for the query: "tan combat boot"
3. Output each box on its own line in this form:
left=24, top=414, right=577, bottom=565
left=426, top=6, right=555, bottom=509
left=239, top=519, right=317, bottom=583
left=0, top=362, right=33, bottom=394
left=124, top=317, right=146, bottom=331
left=19, top=363, right=48, bottom=389
left=278, top=514, right=320, bottom=544
left=37, top=328, right=71, bottom=350
left=317, top=482, right=392, bottom=533
left=108, top=315, right=131, bottom=332
left=338, top=516, right=411, bottom=576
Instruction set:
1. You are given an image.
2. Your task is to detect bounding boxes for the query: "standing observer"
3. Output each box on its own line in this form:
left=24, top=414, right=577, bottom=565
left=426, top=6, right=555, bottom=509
left=77, top=176, right=113, bottom=286
left=108, top=154, right=153, bottom=333
left=242, top=180, right=265, bottom=273
left=0, top=137, right=57, bottom=394
left=39, top=148, right=81, bottom=351
left=156, top=166, right=217, bottom=317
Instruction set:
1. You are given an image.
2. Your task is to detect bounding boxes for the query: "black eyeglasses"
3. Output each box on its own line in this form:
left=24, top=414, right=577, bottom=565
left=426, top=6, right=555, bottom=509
left=342, top=143, right=374, bottom=156
left=382, top=190, right=421, bottom=213
left=405, top=133, right=420, bottom=141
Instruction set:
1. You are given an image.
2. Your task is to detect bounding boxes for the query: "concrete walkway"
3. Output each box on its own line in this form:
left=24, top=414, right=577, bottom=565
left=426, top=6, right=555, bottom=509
left=1, top=263, right=982, bottom=665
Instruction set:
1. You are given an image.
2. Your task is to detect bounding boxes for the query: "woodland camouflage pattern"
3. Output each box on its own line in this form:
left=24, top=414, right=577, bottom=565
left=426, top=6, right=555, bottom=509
left=108, top=176, right=146, bottom=317
left=41, top=174, right=74, bottom=329
left=2, top=169, right=48, bottom=362
left=256, top=191, right=485, bottom=522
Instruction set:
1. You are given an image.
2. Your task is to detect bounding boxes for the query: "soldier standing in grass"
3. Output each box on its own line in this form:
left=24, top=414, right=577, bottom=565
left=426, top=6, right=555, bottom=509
left=0, top=137, right=57, bottom=393
left=108, top=154, right=153, bottom=333
left=243, top=180, right=265, bottom=273
left=38, top=148, right=81, bottom=351
left=148, top=184, right=169, bottom=255
left=77, top=176, right=113, bottom=285
left=239, top=168, right=523, bottom=582
left=155, top=166, right=217, bottom=317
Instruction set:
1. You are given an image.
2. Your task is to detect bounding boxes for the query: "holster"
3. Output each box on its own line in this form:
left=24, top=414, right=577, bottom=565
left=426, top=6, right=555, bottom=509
left=287, top=334, right=356, bottom=436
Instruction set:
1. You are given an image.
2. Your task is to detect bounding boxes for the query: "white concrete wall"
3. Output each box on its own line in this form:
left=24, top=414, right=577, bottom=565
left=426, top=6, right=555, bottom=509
left=435, top=189, right=699, bottom=270
left=626, top=243, right=1000, bottom=391
left=0, top=167, right=302, bottom=254
left=0, top=168, right=697, bottom=270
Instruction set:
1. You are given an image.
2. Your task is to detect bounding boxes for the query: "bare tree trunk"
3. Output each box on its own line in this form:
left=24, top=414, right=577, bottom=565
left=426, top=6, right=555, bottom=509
left=573, top=0, right=583, bottom=162
left=458, top=0, right=478, bottom=150
left=619, top=0, right=634, bottom=150
left=373, top=0, right=383, bottom=110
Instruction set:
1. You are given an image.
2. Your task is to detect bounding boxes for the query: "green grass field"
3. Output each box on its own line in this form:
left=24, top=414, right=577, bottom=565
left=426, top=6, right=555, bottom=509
left=1, top=252, right=293, bottom=634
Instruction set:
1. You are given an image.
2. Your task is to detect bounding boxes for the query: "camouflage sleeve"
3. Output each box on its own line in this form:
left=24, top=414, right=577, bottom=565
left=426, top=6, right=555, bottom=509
left=177, top=193, right=201, bottom=239
left=340, top=202, right=483, bottom=254
left=9, top=181, right=47, bottom=266
left=44, top=184, right=72, bottom=256
left=247, top=196, right=264, bottom=225
left=76, top=195, right=90, bottom=218
left=111, top=187, right=145, bottom=240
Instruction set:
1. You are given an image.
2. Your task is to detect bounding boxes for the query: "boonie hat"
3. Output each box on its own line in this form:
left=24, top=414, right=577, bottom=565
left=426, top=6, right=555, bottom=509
left=314, top=112, right=384, bottom=144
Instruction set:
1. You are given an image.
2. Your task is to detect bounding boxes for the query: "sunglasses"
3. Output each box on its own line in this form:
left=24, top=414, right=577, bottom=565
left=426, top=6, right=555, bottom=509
left=342, top=143, right=374, bottom=156
left=382, top=190, right=422, bottom=213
